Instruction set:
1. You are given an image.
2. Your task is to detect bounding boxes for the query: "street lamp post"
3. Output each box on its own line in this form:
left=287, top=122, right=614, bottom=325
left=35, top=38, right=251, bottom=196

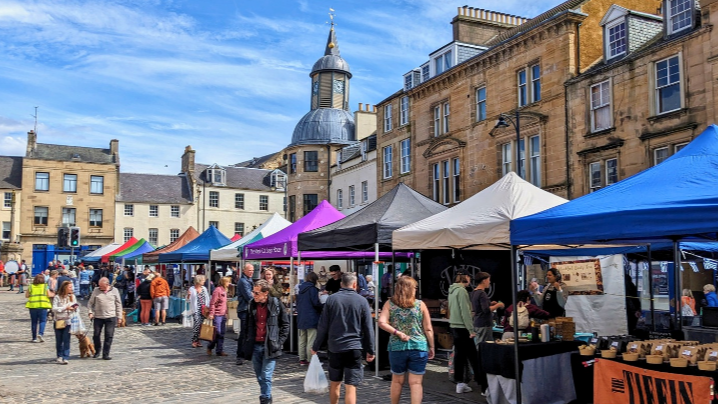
left=493, top=110, right=523, bottom=404
left=494, top=110, right=521, bottom=178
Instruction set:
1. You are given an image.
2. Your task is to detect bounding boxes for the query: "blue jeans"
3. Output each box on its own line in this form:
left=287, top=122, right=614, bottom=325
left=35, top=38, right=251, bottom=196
left=29, top=308, right=48, bottom=340
left=208, top=316, right=226, bottom=353
left=252, top=343, right=277, bottom=399
left=54, top=325, right=71, bottom=360
left=80, top=284, right=90, bottom=298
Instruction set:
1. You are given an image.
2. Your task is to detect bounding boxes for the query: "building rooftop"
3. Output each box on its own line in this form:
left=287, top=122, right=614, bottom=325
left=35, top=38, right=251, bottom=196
left=118, top=173, right=193, bottom=204
left=232, top=152, right=279, bottom=169
left=195, top=164, right=275, bottom=191
left=0, top=156, right=23, bottom=189
left=31, top=143, right=117, bottom=164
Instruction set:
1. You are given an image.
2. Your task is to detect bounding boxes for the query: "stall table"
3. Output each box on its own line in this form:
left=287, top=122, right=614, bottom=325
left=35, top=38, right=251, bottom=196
left=480, top=341, right=582, bottom=404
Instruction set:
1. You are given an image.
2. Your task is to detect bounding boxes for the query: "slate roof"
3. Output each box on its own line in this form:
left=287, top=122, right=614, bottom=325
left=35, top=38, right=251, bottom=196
left=195, top=164, right=273, bottom=191
left=0, top=156, right=23, bottom=189
left=118, top=173, right=193, bottom=204
left=485, top=0, right=588, bottom=47
left=232, top=152, right=279, bottom=169
left=31, top=144, right=116, bottom=164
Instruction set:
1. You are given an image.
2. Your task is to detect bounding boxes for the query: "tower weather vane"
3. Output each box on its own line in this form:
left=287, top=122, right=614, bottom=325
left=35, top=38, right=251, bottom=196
left=327, top=8, right=335, bottom=27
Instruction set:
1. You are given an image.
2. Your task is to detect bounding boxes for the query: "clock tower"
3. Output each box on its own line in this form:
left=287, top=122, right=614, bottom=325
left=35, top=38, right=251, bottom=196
left=284, top=23, right=357, bottom=221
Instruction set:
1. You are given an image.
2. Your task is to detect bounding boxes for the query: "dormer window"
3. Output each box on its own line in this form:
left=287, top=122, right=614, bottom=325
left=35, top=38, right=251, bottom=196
left=435, top=51, right=453, bottom=75
left=607, top=20, right=627, bottom=59
left=421, top=65, right=430, bottom=82
left=668, top=0, right=692, bottom=35
left=270, top=170, right=287, bottom=190
left=361, top=140, right=368, bottom=161
left=206, top=164, right=226, bottom=186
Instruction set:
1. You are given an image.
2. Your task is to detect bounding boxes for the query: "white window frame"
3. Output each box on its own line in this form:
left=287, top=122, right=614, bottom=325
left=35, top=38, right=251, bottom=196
left=349, top=185, right=356, bottom=207
left=149, top=205, right=158, bottom=217
left=442, top=103, right=450, bottom=134
left=674, top=142, right=688, bottom=153
left=34, top=206, right=48, bottom=225
left=124, top=204, right=134, bottom=217
left=606, top=158, right=618, bottom=186
left=589, top=162, right=602, bottom=192
left=89, top=209, right=103, bottom=227
left=404, top=74, right=413, bottom=91
left=530, top=64, right=541, bottom=103
left=1, top=222, right=10, bottom=240
left=170, top=205, right=180, bottom=218
left=501, top=143, right=512, bottom=176
left=529, top=135, right=541, bottom=187
left=432, top=164, right=440, bottom=202
left=209, top=191, right=219, bottom=208
left=668, top=0, right=692, bottom=35
left=654, top=146, right=670, bottom=166
left=35, top=172, right=49, bottom=191
left=361, top=181, right=368, bottom=203
left=400, top=138, right=411, bottom=174
left=518, top=139, right=526, bottom=179
left=234, top=223, right=244, bottom=236
left=124, top=228, right=134, bottom=243
left=170, top=229, right=180, bottom=243
left=518, top=69, right=528, bottom=107
left=606, top=20, right=627, bottom=59
left=259, top=195, right=269, bottom=211
left=337, top=189, right=343, bottom=209
left=590, top=80, right=612, bottom=132
left=433, top=106, right=441, bottom=137
left=452, top=158, right=460, bottom=203
left=3, top=192, right=11, bottom=208
left=476, top=87, right=487, bottom=122
left=383, top=146, right=393, bottom=179
left=209, top=221, right=219, bottom=229
left=384, top=104, right=393, bottom=132
left=148, top=228, right=158, bottom=246
left=62, top=208, right=76, bottom=226
left=655, top=55, right=682, bottom=115
left=90, top=176, right=104, bottom=194
left=400, top=96, right=409, bottom=126
left=235, top=193, right=245, bottom=210
left=421, top=65, right=430, bottom=82
left=442, top=160, right=450, bottom=205
left=63, top=174, right=77, bottom=193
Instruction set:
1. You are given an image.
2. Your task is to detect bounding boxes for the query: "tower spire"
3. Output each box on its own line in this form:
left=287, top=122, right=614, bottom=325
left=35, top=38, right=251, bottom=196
left=325, top=9, right=340, bottom=56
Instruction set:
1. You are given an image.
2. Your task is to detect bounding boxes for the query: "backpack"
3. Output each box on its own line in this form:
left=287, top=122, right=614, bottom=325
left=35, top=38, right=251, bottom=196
left=508, top=303, right=530, bottom=330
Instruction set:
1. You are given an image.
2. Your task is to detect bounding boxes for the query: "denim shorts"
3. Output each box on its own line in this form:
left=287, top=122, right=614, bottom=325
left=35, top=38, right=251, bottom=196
left=389, top=349, right=429, bottom=375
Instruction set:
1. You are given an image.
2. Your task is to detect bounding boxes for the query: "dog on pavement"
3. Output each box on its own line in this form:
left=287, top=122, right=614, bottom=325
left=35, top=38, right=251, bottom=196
left=76, top=333, right=96, bottom=358
left=117, top=310, right=127, bottom=328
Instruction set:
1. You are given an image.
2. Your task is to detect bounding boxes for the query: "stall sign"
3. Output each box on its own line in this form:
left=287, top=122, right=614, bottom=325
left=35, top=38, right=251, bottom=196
left=594, top=359, right=713, bottom=404
left=552, top=259, right=604, bottom=295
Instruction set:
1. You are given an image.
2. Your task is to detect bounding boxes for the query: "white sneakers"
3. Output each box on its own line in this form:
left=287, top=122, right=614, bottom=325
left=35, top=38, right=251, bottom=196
left=32, top=339, right=39, bottom=343
left=37, top=335, right=44, bottom=343
left=56, top=357, right=68, bottom=365
left=456, top=383, right=473, bottom=394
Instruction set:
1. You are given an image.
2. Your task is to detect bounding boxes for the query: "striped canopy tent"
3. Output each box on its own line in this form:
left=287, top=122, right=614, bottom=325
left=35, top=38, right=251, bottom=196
left=100, top=237, right=138, bottom=263
left=83, top=243, right=122, bottom=263
left=113, top=239, right=155, bottom=263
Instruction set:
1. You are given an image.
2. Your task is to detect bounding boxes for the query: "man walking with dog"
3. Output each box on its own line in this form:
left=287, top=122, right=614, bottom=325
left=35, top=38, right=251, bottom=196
left=88, top=277, right=122, bottom=360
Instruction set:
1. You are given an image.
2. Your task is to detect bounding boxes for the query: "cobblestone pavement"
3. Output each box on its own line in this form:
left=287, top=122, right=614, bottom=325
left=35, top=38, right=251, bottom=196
left=0, top=290, right=485, bottom=403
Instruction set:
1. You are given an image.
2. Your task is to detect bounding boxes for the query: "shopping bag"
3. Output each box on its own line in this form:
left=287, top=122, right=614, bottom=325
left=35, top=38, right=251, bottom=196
left=304, top=354, right=329, bottom=394
left=181, top=303, right=192, bottom=328
left=69, top=312, right=86, bottom=335
left=199, top=319, right=215, bottom=342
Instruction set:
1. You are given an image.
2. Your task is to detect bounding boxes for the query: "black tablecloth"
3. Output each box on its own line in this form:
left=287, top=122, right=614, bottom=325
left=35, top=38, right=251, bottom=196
left=480, top=341, right=583, bottom=379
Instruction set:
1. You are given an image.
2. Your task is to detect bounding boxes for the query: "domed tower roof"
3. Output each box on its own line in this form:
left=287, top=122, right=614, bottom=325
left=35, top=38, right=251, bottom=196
left=290, top=109, right=355, bottom=147
left=310, top=26, right=352, bottom=78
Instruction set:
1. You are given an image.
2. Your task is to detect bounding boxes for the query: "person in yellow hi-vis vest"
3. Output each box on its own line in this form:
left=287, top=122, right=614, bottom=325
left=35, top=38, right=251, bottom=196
left=26, top=274, right=53, bottom=343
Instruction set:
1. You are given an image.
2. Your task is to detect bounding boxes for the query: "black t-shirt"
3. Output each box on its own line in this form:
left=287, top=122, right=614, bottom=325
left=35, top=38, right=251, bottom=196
left=325, top=277, right=342, bottom=295
left=471, top=289, right=492, bottom=328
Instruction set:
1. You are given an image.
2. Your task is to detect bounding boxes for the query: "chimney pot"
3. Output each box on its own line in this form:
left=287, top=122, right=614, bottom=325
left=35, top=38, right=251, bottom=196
left=359, top=102, right=363, bottom=110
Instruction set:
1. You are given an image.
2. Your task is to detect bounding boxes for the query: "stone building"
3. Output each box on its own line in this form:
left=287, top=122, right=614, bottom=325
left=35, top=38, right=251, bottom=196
left=20, top=131, right=120, bottom=268
left=0, top=156, right=23, bottom=262
left=330, top=133, right=378, bottom=215
left=283, top=25, right=357, bottom=221
left=566, top=0, right=712, bottom=197
left=375, top=0, right=662, bottom=204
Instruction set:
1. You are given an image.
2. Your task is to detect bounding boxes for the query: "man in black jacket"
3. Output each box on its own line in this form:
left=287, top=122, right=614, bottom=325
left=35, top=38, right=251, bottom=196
left=312, top=273, right=375, bottom=404
left=241, top=279, right=289, bottom=404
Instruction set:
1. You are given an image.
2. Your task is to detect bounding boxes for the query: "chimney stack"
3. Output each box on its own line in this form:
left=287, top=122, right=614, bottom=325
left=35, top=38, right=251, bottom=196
left=26, top=130, right=37, bottom=157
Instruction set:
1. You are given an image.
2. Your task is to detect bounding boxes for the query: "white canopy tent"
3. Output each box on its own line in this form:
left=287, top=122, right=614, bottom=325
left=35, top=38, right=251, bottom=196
left=82, top=243, right=122, bottom=259
left=392, top=172, right=568, bottom=250
left=209, top=213, right=291, bottom=261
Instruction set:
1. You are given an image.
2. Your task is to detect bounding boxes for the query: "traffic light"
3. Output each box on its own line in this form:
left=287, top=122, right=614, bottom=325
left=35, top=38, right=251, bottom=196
left=70, top=227, right=81, bottom=247
left=57, top=227, right=69, bottom=247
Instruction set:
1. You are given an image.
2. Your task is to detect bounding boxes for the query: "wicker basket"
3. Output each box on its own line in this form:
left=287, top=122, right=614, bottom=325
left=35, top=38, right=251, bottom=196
left=698, top=361, right=717, bottom=371
left=601, top=350, right=617, bottom=359
left=646, top=355, right=664, bottom=365
left=670, top=358, right=688, bottom=368
left=622, top=353, right=639, bottom=362
left=579, top=345, right=596, bottom=356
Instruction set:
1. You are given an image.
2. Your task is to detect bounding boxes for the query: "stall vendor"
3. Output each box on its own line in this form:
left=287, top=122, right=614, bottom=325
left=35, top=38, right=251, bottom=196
left=534, top=268, right=568, bottom=318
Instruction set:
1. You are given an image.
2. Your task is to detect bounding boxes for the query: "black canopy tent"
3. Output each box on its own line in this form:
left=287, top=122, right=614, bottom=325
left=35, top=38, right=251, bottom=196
left=297, top=182, right=446, bottom=376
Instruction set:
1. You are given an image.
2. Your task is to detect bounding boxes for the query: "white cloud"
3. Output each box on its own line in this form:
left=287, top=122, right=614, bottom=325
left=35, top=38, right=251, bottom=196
left=0, top=136, right=25, bottom=156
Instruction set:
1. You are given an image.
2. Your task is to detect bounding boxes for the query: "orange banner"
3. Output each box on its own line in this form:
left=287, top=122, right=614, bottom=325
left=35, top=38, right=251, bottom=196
left=594, top=359, right=713, bottom=404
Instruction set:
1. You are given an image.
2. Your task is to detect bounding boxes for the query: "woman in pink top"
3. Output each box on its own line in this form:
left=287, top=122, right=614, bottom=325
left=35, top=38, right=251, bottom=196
left=207, top=277, right=230, bottom=356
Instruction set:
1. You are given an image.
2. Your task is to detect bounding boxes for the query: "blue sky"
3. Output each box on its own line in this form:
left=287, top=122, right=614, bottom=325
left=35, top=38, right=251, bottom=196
left=0, top=0, right=563, bottom=174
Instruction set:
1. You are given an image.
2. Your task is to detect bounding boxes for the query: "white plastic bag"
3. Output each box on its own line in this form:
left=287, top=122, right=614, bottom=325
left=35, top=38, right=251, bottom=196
left=182, top=311, right=192, bottom=328
left=69, top=312, right=86, bottom=335
left=304, top=354, right=328, bottom=394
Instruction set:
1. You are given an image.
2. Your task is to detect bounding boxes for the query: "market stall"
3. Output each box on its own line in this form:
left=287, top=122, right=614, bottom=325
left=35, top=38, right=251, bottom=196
left=210, top=212, right=290, bottom=262
left=142, top=226, right=200, bottom=265
left=82, top=243, right=122, bottom=263
left=99, top=237, right=139, bottom=263
left=298, top=183, right=446, bottom=375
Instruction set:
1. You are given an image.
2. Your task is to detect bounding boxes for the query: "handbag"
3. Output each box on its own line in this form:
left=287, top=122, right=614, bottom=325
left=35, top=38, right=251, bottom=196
left=55, top=319, right=66, bottom=329
left=201, top=305, right=210, bottom=317
left=199, top=319, right=215, bottom=342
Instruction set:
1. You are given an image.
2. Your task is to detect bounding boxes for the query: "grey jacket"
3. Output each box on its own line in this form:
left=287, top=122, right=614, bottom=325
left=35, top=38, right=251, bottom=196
left=88, top=287, right=122, bottom=319
left=313, top=288, right=375, bottom=355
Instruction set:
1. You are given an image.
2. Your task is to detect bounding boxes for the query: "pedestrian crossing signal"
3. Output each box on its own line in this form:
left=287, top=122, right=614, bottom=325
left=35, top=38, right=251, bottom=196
left=70, top=227, right=81, bottom=247
left=57, top=227, right=69, bottom=247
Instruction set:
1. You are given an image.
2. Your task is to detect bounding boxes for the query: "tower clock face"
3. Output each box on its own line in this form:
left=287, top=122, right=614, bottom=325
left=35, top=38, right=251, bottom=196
left=333, top=80, right=345, bottom=94
left=312, top=81, right=319, bottom=94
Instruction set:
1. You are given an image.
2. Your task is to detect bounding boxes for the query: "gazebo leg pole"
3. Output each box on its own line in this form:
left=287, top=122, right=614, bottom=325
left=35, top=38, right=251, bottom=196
left=294, top=251, right=300, bottom=354
left=375, top=242, right=380, bottom=378
left=510, top=245, right=522, bottom=404
left=647, top=244, right=655, bottom=332
left=673, top=240, right=682, bottom=334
